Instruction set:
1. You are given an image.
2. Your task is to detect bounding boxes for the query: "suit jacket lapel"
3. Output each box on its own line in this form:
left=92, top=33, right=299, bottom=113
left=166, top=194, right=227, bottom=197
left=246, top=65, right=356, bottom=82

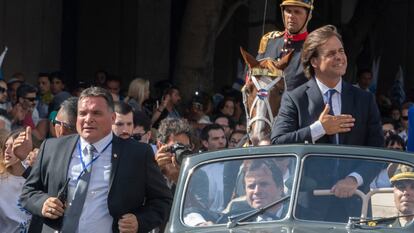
left=306, top=78, right=325, bottom=120
left=63, top=135, right=80, bottom=181
left=340, top=81, right=354, bottom=144
left=109, top=134, right=121, bottom=191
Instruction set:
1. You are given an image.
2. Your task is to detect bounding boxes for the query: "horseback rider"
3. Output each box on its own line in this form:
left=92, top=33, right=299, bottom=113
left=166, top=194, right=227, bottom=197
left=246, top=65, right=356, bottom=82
left=257, top=0, right=314, bottom=91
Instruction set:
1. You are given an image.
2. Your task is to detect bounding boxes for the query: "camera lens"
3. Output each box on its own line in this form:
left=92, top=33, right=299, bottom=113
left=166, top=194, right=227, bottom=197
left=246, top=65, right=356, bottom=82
left=170, top=143, right=193, bottom=165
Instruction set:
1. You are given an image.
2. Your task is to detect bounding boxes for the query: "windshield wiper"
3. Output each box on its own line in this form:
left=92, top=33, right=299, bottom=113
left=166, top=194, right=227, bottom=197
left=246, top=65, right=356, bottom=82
left=227, top=195, right=290, bottom=229
left=348, top=214, right=414, bottom=229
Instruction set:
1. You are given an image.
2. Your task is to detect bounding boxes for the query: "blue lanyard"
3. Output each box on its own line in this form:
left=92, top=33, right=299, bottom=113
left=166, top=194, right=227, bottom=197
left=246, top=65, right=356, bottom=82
left=76, top=140, right=112, bottom=180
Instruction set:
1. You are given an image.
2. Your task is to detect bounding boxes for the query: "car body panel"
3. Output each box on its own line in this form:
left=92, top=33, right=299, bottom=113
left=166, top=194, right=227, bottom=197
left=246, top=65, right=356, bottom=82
left=166, top=144, right=414, bottom=233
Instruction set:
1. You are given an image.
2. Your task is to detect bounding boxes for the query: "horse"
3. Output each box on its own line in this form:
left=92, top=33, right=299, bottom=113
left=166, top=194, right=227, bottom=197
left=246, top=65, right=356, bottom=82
left=239, top=47, right=293, bottom=145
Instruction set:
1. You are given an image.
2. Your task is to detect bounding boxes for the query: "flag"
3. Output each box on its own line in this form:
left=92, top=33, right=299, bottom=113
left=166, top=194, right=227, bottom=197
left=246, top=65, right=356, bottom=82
left=389, top=65, right=406, bottom=106
left=0, top=47, right=8, bottom=80
left=232, top=59, right=245, bottom=91
left=407, top=106, right=414, bottom=152
left=369, top=56, right=380, bottom=94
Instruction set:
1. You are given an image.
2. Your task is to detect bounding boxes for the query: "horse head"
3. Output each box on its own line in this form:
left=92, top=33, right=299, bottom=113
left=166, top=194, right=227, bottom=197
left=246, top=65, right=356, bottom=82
left=240, top=47, right=293, bottom=145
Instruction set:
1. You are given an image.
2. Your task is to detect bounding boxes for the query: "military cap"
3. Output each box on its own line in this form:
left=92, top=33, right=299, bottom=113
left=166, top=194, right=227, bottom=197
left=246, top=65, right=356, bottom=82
left=389, top=164, right=414, bottom=184
left=280, top=0, right=314, bottom=10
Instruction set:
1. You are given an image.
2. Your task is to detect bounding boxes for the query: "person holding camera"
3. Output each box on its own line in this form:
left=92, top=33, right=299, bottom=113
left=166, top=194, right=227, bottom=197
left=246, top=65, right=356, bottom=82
left=155, top=117, right=194, bottom=186
left=155, top=118, right=212, bottom=229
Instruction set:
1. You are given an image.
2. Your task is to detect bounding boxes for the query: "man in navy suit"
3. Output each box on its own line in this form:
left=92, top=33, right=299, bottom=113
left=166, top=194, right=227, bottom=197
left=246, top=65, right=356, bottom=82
left=21, top=87, right=172, bottom=233
left=271, top=25, right=384, bottom=222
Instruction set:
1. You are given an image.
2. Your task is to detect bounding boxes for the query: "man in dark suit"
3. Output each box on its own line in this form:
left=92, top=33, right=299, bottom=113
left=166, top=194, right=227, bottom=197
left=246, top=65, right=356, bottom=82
left=271, top=25, right=384, bottom=222
left=20, top=87, right=172, bottom=233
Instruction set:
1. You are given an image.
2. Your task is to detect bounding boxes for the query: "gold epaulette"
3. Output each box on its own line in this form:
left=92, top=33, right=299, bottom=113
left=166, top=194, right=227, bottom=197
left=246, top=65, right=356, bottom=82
left=258, top=31, right=285, bottom=54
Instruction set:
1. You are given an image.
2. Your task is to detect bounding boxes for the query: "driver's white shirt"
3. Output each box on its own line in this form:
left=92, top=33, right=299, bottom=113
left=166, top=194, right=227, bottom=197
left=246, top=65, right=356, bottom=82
left=256, top=205, right=284, bottom=222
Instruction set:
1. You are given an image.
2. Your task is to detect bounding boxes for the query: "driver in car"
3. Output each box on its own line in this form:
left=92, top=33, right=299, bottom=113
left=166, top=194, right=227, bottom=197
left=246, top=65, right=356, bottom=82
left=244, top=160, right=286, bottom=221
left=186, top=159, right=286, bottom=226
left=223, top=160, right=286, bottom=222
left=389, top=164, right=414, bottom=227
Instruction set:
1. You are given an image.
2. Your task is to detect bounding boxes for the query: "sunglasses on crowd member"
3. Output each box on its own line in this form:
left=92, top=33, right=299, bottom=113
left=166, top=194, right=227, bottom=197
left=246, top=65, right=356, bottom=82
left=402, top=116, right=409, bottom=121
left=0, top=87, right=6, bottom=94
left=132, top=131, right=148, bottom=141
left=394, top=180, right=414, bottom=191
left=52, top=119, right=75, bottom=130
left=23, top=96, right=37, bottom=102
left=383, top=130, right=396, bottom=136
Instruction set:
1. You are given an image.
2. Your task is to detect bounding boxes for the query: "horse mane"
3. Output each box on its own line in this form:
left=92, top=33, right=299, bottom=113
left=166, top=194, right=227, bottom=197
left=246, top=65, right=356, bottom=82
left=240, top=47, right=293, bottom=74
left=240, top=47, right=294, bottom=145
left=258, top=50, right=293, bottom=73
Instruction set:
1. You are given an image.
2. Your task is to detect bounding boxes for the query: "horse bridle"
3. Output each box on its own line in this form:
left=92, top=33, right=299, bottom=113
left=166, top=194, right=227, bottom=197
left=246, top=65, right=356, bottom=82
left=243, top=73, right=284, bottom=136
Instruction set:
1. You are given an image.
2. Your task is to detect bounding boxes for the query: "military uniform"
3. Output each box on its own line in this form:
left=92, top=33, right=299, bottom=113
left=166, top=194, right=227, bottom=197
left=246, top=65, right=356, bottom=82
left=255, top=0, right=314, bottom=91
left=256, top=30, right=308, bottom=92
left=387, top=164, right=414, bottom=228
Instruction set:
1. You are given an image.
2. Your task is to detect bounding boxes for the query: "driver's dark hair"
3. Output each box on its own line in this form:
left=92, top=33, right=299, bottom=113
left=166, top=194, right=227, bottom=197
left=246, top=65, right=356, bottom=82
left=302, top=25, right=343, bottom=79
left=157, top=117, right=193, bottom=144
left=243, top=159, right=284, bottom=188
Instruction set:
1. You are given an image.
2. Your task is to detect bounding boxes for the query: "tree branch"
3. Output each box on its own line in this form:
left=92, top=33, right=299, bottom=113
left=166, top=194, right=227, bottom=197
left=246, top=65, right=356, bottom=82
left=215, top=0, right=248, bottom=39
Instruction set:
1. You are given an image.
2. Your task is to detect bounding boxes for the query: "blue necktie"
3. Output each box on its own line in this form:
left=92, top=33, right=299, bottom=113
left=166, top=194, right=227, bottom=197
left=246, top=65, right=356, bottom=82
left=327, top=89, right=336, bottom=116
left=326, top=89, right=338, bottom=144
left=326, top=89, right=341, bottom=182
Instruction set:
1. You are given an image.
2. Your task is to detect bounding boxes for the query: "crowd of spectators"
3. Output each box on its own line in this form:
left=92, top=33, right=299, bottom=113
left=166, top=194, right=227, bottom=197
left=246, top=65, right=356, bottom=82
left=0, top=66, right=412, bottom=231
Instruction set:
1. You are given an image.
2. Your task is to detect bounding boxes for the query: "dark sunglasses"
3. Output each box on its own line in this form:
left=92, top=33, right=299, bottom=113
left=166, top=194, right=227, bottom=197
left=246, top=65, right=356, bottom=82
left=23, top=96, right=36, bottom=102
left=0, top=86, right=6, bottom=94
left=53, top=119, right=75, bottom=130
left=402, top=116, right=409, bottom=121
left=394, top=180, right=414, bottom=190
left=383, top=130, right=396, bottom=136
left=131, top=132, right=147, bottom=141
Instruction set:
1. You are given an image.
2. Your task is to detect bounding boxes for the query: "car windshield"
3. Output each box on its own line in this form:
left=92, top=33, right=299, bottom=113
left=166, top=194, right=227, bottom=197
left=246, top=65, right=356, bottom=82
left=182, top=155, right=296, bottom=226
left=295, top=154, right=414, bottom=229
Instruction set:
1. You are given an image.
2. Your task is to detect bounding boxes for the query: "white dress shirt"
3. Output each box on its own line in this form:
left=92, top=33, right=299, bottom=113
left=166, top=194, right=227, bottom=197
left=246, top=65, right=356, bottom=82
left=67, top=133, right=113, bottom=233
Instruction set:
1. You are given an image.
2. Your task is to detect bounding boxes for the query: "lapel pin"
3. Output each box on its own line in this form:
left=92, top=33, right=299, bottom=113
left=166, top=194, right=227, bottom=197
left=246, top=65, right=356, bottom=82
left=113, top=153, right=118, bottom=158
